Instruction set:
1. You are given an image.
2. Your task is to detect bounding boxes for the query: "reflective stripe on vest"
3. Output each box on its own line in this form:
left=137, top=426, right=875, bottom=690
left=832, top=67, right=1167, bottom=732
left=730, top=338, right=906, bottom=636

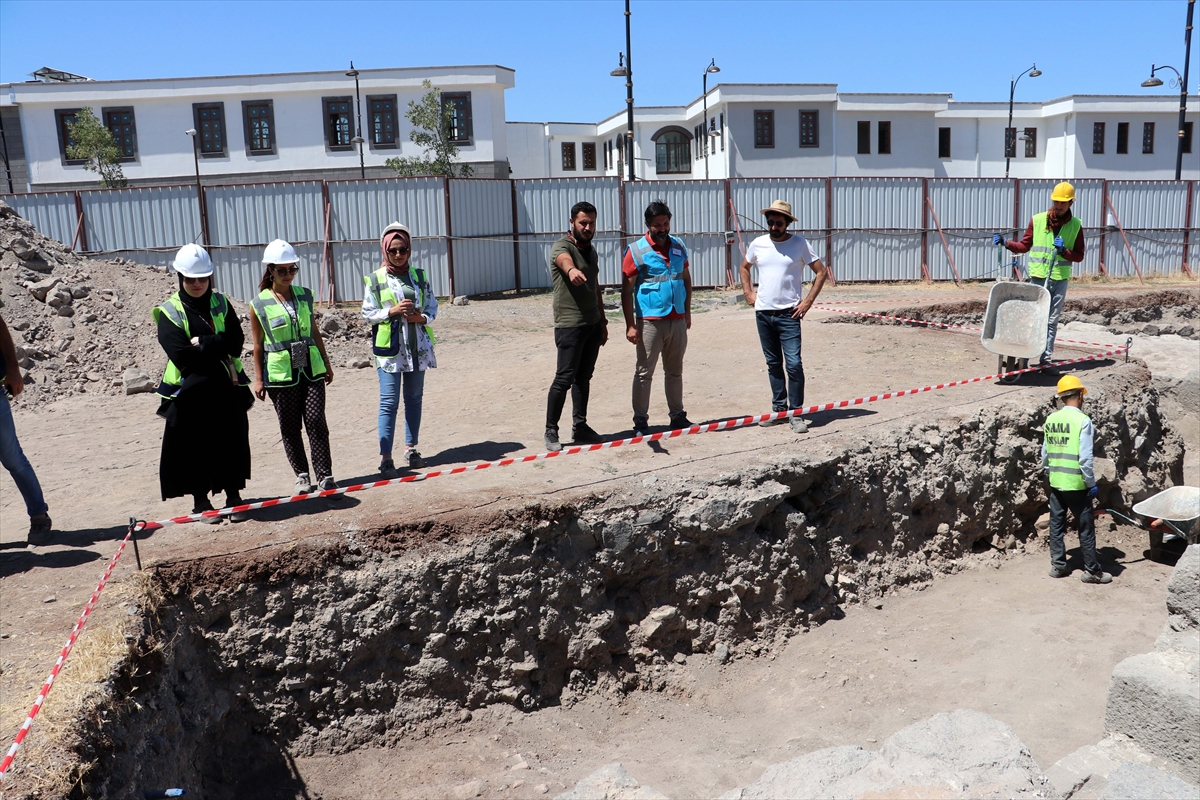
left=152, top=292, right=247, bottom=398
left=1028, top=213, right=1081, bottom=281
left=250, top=286, right=327, bottom=387
left=363, top=267, right=435, bottom=358
left=1044, top=406, right=1088, bottom=491
left=628, top=235, right=687, bottom=318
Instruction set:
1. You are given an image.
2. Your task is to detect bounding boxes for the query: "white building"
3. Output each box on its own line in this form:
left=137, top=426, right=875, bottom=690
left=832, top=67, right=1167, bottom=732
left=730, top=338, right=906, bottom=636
left=508, top=84, right=1200, bottom=181
left=1, top=64, right=515, bottom=191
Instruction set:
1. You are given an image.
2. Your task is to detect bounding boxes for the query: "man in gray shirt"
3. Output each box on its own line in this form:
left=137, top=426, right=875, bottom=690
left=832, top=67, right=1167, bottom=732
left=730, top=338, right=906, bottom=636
left=545, top=201, right=608, bottom=452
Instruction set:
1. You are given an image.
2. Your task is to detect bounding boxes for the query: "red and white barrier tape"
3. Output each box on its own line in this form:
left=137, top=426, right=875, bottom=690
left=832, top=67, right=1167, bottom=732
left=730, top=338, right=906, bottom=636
left=0, top=329, right=1130, bottom=779
left=0, top=528, right=134, bottom=778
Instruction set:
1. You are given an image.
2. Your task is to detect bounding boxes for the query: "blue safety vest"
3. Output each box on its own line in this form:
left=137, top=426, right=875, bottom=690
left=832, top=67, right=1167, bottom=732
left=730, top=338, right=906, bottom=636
left=627, top=235, right=687, bottom=319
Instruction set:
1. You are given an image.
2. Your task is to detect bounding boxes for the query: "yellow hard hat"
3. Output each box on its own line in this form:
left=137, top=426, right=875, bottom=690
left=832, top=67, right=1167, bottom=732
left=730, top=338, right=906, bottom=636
left=1051, top=181, right=1075, bottom=202
left=1056, top=375, right=1087, bottom=397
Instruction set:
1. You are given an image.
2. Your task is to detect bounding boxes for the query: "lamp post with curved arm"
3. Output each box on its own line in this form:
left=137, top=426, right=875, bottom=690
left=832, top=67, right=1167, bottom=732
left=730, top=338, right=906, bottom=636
left=702, top=58, right=720, bottom=179
left=1142, top=0, right=1194, bottom=181
left=1005, top=63, right=1041, bottom=179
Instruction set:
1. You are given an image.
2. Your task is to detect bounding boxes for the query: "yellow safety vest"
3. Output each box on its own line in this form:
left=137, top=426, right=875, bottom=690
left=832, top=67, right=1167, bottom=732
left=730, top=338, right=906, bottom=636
left=152, top=292, right=248, bottom=398
left=1029, top=213, right=1081, bottom=282
left=1044, top=406, right=1088, bottom=491
left=250, top=286, right=327, bottom=387
left=363, top=267, right=435, bottom=357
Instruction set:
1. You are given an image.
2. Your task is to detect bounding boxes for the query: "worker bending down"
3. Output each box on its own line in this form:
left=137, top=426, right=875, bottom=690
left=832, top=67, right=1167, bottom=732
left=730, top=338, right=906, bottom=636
left=1042, top=375, right=1110, bottom=584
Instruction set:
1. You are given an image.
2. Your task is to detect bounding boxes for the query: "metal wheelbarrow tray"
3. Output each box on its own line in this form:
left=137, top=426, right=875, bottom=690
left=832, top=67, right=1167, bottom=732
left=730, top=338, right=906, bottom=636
left=981, top=282, right=1051, bottom=383
left=1107, top=485, right=1200, bottom=560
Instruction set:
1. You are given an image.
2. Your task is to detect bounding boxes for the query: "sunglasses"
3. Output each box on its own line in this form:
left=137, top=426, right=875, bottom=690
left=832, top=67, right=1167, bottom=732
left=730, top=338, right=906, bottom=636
left=182, top=276, right=209, bottom=284
left=387, top=247, right=410, bottom=255
left=766, top=218, right=789, bottom=228
left=273, top=265, right=300, bottom=275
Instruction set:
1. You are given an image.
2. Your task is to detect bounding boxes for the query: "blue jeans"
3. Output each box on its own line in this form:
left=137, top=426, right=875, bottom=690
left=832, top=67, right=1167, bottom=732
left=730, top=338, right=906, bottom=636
left=755, top=311, right=805, bottom=411
left=1028, top=275, right=1068, bottom=361
left=378, top=368, right=425, bottom=455
left=0, top=391, right=48, bottom=517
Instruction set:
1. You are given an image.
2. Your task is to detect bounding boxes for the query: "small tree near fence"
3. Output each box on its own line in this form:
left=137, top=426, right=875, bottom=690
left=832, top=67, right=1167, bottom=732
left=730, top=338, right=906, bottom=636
left=66, top=108, right=128, bottom=188
left=385, top=80, right=474, bottom=178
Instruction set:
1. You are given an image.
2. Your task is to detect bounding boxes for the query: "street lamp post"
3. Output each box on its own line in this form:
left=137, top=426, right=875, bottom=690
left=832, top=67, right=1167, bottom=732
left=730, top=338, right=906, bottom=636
left=1005, top=63, right=1042, bottom=179
left=347, top=61, right=366, bottom=179
left=1141, top=0, right=1194, bottom=181
left=702, top=58, right=720, bottom=179
left=184, top=128, right=208, bottom=246
left=609, top=0, right=635, bottom=182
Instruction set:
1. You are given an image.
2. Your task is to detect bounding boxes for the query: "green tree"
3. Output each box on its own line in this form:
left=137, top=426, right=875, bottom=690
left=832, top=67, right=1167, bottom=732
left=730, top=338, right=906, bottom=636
left=65, top=108, right=127, bottom=188
left=385, top=80, right=474, bottom=178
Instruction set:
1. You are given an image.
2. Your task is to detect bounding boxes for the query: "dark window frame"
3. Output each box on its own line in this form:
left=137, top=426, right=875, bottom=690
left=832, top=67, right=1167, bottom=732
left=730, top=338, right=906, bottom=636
left=719, top=112, right=725, bottom=151
left=1092, top=122, right=1106, bottom=155
left=242, top=100, right=276, bottom=156
left=322, top=96, right=354, bottom=151
left=192, top=102, right=228, bottom=158
left=938, top=126, right=951, bottom=159
left=799, top=110, right=819, bottom=148
left=366, top=94, right=399, bottom=150
left=561, top=141, right=576, bottom=171
left=441, top=91, right=473, bottom=145
left=1116, top=122, right=1129, bottom=154
left=652, top=127, right=692, bottom=174
left=1184, top=121, right=1194, bottom=154
left=1004, top=127, right=1017, bottom=159
left=1142, top=122, right=1155, bottom=154
left=582, top=141, right=597, bottom=171
left=1023, top=127, right=1037, bottom=158
left=877, top=120, right=891, bottom=155
left=54, top=108, right=85, bottom=165
left=857, top=120, right=871, bottom=154
left=754, top=110, right=774, bottom=148
left=101, top=106, right=138, bottom=162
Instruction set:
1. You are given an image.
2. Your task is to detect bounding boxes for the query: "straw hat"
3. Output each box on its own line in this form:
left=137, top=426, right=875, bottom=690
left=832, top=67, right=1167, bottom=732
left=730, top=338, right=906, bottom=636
left=761, top=199, right=797, bottom=223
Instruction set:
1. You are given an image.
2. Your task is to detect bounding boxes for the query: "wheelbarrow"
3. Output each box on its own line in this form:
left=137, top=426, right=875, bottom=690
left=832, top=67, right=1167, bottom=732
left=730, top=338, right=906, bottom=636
left=981, top=280, right=1051, bottom=384
left=1106, top=485, right=1200, bottom=561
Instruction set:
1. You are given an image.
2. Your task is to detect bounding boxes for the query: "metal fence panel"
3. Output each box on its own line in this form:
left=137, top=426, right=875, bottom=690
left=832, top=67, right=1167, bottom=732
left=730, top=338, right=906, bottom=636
left=3, top=191, right=77, bottom=246
left=624, top=180, right=726, bottom=286
left=1017, top=179, right=1104, bottom=232
left=1106, top=180, right=1191, bottom=230
left=449, top=179, right=514, bottom=296
left=730, top=178, right=826, bottom=234
left=208, top=242, right=325, bottom=303
left=517, top=233, right=628, bottom=290
left=833, top=177, right=923, bottom=229
left=1104, top=231, right=1186, bottom=277
left=206, top=181, right=324, bottom=246
left=82, top=185, right=202, bottom=251
left=832, top=232, right=923, bottom=282
left=327, top=177, right=446, bottom=242
left=515, top=177, right=622, bottom=234
left=927, top=179, right=1013, bottom=230
left=332, top=238, right=450, bottom=303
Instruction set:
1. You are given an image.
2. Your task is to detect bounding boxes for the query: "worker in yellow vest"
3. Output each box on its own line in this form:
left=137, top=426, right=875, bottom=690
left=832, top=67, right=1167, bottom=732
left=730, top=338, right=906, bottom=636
left=1041, top=375, right=1111, bottom=584
left=995, top=182, right=1084, bottom=374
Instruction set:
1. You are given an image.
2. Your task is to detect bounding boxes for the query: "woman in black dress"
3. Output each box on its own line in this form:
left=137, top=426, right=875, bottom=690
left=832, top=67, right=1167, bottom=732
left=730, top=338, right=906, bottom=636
left=154, top=244, right=253, bottom=522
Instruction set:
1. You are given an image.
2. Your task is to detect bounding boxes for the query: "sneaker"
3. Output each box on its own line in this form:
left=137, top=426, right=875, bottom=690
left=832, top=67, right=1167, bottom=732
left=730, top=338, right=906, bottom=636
left=317, top=476, right=338, bottom=492
left=295, top=472, right=315, bottom=495
left=379, top=459, right=399, bottom=479
left=1049, top=566, right=1070, bottom=578
left=1080, top=570, right=1113, bottom=584
left=572, top=424, right=603, bottom=444
left=632, top=419, right=651, bottom=437
left=669, top=413, right=694, bottom=430
left=404, top=448, right=425, bottom=469
left=790, top=416, right=810, bottom=434
left=27, top=514, right=52, bottom=546
left=759, top=413, right=787, bottom=427
left=545, top=428, right=563, bottom=452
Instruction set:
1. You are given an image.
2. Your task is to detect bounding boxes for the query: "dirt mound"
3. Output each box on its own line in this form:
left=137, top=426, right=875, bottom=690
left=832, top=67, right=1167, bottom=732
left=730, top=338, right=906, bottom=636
left=0, top=200, right=377, bottom=409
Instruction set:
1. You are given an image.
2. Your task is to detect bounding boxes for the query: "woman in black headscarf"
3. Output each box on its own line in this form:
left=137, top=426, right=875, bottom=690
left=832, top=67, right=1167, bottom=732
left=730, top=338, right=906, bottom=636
left=153, top=243, right=253, bottom=521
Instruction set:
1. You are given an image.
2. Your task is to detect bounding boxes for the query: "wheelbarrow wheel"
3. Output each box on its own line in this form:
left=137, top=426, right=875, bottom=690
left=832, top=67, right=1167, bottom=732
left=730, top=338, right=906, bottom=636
left=998, top=355, right=1022, bottom=384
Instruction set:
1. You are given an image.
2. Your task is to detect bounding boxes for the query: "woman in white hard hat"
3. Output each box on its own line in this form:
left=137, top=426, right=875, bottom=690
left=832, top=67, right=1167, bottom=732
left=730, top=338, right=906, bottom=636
left=249, top=239, right=336, bottom=495
left=154, top=243, right=253, bottom=522
left=361, top=222, right=438, bottom=477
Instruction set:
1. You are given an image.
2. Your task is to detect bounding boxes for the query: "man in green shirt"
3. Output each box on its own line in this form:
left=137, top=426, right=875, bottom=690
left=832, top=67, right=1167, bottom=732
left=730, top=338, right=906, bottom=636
left=545, top=201, right=609, bottom=452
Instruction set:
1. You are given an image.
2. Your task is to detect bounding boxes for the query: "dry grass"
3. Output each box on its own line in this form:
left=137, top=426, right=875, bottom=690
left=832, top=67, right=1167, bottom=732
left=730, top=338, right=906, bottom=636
left=0, top=575, right=154, bottom=798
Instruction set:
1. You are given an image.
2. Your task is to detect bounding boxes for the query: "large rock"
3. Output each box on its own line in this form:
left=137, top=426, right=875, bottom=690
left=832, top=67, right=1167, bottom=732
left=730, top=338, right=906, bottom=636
left=1100, top=761, right=1199, bottom=800
left=122, top=368, right=156, bottom=395
left=1165, top=544, right=1200, bottom=631
left=27, top=276, right=61, bottom=301
left=554, top=763, right=667, bottom=800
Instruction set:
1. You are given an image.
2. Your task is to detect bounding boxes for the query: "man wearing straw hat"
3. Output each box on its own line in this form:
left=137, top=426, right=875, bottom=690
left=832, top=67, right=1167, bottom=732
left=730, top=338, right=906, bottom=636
left=739, top=200, right=828, bottom=434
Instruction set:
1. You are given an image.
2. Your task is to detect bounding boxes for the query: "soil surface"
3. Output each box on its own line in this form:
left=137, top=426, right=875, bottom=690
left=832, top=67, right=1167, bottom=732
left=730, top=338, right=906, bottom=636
left=1, top=276, right=1196, bottom=796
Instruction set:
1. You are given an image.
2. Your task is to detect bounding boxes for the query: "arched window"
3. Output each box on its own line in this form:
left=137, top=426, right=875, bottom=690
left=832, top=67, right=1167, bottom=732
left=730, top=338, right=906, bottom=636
left=653, top=127, right=692, bottom=174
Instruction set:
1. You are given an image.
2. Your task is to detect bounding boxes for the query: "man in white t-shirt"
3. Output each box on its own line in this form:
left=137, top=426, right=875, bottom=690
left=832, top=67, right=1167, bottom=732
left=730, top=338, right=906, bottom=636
left=739, top=200, right=828, bottom=434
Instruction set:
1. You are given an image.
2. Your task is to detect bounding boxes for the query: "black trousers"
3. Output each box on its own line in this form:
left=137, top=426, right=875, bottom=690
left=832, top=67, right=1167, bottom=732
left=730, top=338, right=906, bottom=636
left=546, top=321, right=605, bottom=432
left=1049, top=487, right=1100, bottom=574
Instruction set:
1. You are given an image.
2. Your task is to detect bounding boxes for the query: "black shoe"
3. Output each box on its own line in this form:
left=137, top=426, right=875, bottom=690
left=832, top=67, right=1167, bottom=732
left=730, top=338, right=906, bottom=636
left=670, top=413, right=694, bottom=430
left=544, top=429, right=562, bottom=452
left=404, top=448, right=425, bottom=469
left=1039, top=360, right=1062, bottom=376
left=572, top=424, right=603, bottom=444
left=379, top=459, right=399, bottom=479
left=632, top=419, right=651, bottom=437
left=192, top=502, right=222, bottom=525
left=27, top=514, right=52, bottom=546
left=226, top=493, right=249, bottom=523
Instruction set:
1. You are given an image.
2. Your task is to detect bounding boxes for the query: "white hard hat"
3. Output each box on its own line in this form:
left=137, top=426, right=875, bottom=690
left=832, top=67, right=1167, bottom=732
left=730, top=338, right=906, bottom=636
left=172, top=243, right=214, bottom=278
left=262, top=239, right=300, bottom=265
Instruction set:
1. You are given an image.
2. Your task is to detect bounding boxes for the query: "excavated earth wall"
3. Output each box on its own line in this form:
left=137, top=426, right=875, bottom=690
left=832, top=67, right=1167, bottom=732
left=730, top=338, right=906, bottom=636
left=69, top=367, right=1182, bottom=799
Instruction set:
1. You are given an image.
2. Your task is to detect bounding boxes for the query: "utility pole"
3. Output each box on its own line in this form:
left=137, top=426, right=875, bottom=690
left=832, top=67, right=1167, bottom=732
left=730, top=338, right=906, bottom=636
left=623, top=0, right=635, bottom=181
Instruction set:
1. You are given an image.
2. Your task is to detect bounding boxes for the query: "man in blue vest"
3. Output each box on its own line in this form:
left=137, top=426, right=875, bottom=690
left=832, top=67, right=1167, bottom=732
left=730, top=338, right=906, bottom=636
left=1042, top=375, right=1110, bottom=584
left=621, top=200, right=693, bottom=436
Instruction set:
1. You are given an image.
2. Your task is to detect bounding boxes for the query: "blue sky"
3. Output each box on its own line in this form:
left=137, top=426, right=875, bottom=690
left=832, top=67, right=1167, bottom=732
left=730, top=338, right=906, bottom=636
left=0, top=0, right=1193, bottom=122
